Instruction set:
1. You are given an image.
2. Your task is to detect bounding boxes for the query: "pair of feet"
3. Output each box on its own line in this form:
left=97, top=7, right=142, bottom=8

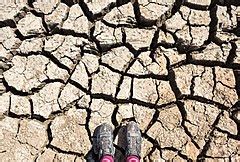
left=93, top=121, right=141, bottom=161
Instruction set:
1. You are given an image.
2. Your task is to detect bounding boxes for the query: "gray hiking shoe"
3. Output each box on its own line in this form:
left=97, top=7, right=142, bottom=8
left=93, top=123, right=115, bottom=160
left=126, top=121, right=141, bottom=158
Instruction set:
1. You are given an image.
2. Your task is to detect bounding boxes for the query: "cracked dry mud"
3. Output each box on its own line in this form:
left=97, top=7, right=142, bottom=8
left=0, top=0, right=240, bottom=161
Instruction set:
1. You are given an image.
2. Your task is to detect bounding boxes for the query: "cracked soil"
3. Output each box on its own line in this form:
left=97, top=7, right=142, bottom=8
left=0, top=0, right=240, bottom=161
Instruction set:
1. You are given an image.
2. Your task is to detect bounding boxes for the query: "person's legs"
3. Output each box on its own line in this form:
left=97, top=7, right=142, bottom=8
left=101, top=155, right=114, bottom=162
left=126, top=155, right=140, bottom=162
left=93, top=123, right=115, bottom=162
left=125, top=121, right=141, bottom=162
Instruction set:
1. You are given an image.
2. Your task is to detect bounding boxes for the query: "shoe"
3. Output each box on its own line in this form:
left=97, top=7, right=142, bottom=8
left=125, top=121, right=142, bottom=158
left=93, top=123, right=115, bottom=160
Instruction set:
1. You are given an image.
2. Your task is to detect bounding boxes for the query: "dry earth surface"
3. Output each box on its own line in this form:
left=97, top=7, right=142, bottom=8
left=0, top=0, right=240, bottom=161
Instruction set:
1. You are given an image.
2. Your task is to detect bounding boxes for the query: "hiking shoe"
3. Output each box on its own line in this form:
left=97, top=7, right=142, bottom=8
left=125, top=121, right=141, bottom=158
left=93, top=123, right=115, bottom=160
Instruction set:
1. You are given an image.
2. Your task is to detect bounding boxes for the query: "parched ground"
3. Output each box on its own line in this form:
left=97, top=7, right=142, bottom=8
left=0, top=0, right=240, bottom=161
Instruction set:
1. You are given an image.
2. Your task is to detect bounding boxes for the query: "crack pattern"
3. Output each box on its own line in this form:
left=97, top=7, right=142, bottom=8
left=0, top=0, right=240, bottom=161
